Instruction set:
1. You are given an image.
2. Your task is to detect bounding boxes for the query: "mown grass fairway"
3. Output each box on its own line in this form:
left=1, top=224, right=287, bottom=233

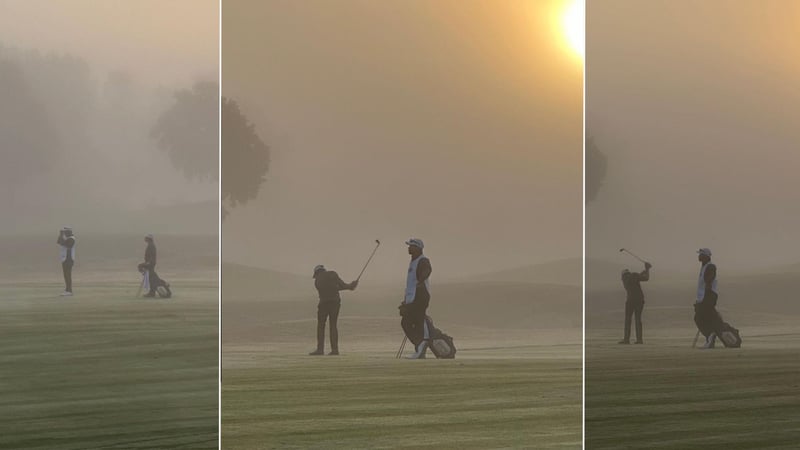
left=0, top=281, right=218, bottom=449
left=586, top=262, right=800, bottom=449
left=0, top=235, right=218, bottom=448
left=585, top=331, right=800, bottom=449
left=223, top=345, right=580, bottom=449
left=222, top=261, right=582, bottom=448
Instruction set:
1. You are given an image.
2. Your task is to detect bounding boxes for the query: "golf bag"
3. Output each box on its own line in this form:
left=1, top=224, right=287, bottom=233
left=425, top=315, right=456, bottom=359
left=138, top=264, right=172, bottom=298
left=715, top=317, right=742, bottom=348
left=155, top=283, right=172, bottom=299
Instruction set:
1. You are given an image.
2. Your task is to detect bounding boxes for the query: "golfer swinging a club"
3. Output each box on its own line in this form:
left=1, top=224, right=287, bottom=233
left=309, top=265, right=358, bottom=356
left=619, top=261, right=651, bottom=344
left=399, top=238, right=432, bottom=359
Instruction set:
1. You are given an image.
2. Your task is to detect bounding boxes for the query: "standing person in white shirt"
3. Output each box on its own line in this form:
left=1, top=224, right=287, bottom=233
left=694, top=248, right=722, bottom=349
left=56, top=227, right=76, bottom=296
left=399, top=238, right=432, bottom=359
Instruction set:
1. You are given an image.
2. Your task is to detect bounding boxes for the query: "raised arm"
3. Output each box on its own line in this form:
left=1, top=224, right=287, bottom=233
left=639, top=262, right=651, bottom=281
left=334, top=272, right=358, bottom=291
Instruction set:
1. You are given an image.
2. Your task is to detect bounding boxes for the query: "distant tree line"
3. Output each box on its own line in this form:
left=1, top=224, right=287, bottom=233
left=1, top=43, right=270, bottom=220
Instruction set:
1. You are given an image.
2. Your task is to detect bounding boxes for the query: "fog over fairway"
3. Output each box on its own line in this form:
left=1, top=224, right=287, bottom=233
left=0, top=0, right=219, bottom=236
left=587, top=0, right=800, bottom=274
left=584, top=6, right=800, bottom=447
left=222, top=0, right=582, bottom=281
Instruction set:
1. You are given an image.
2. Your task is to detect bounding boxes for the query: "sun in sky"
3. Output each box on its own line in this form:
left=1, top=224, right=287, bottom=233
left=562, top=0, right=585, bottom=60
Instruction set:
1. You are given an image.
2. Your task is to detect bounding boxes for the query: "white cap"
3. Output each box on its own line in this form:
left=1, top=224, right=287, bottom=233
left=145, top=234, right=154, bottom=239
left=405, top=238, right=424, bottom=249
left=697, top=248, right=712, bottom=257
left=313, top=264, right=325, bottom=277
left=61, top=226, right=72, bottom=231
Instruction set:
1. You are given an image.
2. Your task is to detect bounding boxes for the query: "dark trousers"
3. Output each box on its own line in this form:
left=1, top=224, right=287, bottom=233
left=62, top=260, right=73, bottom=292
left=147, top=268, right=162, bottom=294
left=694, top=302, right=723, bottom=338
left=401, top=290, right=430, bottom=348
left=623, top=300, right=644, bottom=342
left=316, top=301, right=341, bottom=352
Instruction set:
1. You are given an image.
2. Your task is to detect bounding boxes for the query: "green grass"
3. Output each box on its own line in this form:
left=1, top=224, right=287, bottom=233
left=0, top=280, right=218, bottom=449
left=585, top=332, right=800, bottom=449
left=222, top=348, right=581, bottom=449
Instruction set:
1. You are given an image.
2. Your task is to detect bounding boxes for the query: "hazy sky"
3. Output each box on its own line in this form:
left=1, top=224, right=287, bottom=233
left=587, top=0, right=800, bottom=272
left=0, top=0, right=219, bottom=235
left=222, top=0, right=583, bottom=280
left=0, top=0, right=219, bottom=85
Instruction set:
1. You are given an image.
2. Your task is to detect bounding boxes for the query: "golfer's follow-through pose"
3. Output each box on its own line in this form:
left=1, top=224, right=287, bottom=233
left=310, top=265, right=358, bottom=355
left=695, top=248, right=722, bottom=349
left=619, top=262, right=651, bottom=344
left=400, top=238, right=432, bottom=359
left=57, top=227, right=76, bottom=296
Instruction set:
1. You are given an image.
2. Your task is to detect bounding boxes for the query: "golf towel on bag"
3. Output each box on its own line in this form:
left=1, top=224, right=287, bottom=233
left=142, top=270, right=151, bottom=292
left=139, top=267, right=172, bottom=298
left=424, top=316, right=456, bottom=359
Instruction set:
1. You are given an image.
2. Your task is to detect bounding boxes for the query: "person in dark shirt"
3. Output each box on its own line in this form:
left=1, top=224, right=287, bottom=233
left=310, top=265, right=358, bottom=355
left=619, top=262, right=651, bottom=344
left=57, top=227, right=76, bottom=296
left=138, top=234, right=169, bottom=298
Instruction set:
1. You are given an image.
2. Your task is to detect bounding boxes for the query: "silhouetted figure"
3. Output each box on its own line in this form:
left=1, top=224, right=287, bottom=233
left=694, top=248, right=723, bottom=348
left=56, top=227, right=76, bottom=296
left=310, top=265, right=358, bottom=356
left=399, top=238, right=432, bottom=359
left=619, top=262, right=651, bottom=344
left=138, top=234, right=170, bottom=298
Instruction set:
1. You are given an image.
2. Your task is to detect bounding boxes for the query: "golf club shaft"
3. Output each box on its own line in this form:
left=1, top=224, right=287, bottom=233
left=692, top=329, right=701, bottom=348
left=622, top=249, right=648, bottom=264
left=356, top=241, right=380, bottom=281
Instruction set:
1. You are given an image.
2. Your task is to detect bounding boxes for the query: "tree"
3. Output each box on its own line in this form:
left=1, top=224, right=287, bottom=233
left=221, top=97, right=270, bottom=219
left=585, top=136, right=607, bottom=203
left=0, top=59, right=59, bottom=193
left=150, top=81, right=219, bottom=181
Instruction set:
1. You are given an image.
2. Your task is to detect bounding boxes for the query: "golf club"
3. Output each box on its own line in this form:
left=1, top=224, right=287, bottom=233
left=396, top=335, right=408, bottom=358
left=356, top=239, right=381, bottom=282
left=619, top=248, right=650, bottom=265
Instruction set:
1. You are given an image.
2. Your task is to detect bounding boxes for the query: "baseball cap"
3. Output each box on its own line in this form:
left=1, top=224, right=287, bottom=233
left=405, top=238, right=424, bottom=249
left=697, top=248, right=712, bottom=257
left=313, top=264, right=325, bottom=277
